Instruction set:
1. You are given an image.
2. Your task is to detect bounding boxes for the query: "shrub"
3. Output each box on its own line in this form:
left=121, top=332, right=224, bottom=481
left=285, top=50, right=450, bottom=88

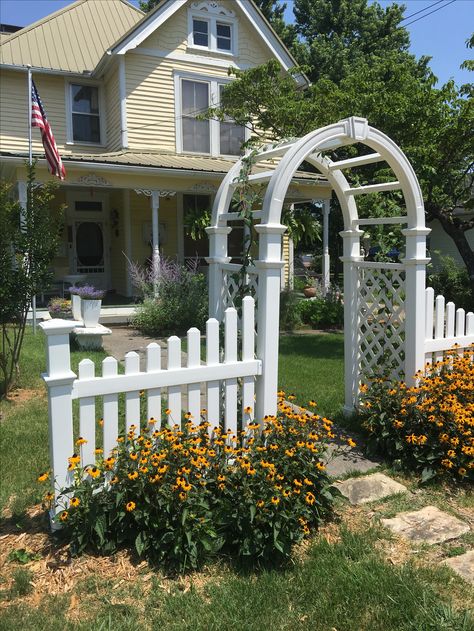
left=130, top=258, right=208, bottom=336
left=280, top=289, right=302, bottom=331
left=299, top=288, right=344, bottom=329
left=359, top=347, right=474, bottom=482
left=428, top=256, right=474, bottom=312
left=49, top=398, right=352, bottom=572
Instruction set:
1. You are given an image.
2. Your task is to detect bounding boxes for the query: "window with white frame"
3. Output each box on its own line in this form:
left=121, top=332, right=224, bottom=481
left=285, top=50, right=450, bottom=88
left=177, top=75, right=245, bottom=157
left=188, top=3, right=237, bottom=55
left=70, top=84, right=101, bottom=144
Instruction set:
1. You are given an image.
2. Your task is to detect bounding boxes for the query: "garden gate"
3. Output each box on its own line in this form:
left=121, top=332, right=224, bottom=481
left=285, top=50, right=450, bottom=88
left=207, top=117, right=430, bottom=417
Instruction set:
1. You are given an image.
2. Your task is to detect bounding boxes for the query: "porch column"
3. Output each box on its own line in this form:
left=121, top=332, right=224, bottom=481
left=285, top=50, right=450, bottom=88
left=321, top=199, right=331, bottom=295
left=123, top=189, right=132, bottom=297
left=151, top=190, right=160, bottom=277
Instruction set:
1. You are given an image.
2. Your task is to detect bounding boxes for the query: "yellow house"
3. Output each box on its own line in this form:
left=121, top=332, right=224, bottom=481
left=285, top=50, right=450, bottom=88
left=0, top=0, right=330, bottom=300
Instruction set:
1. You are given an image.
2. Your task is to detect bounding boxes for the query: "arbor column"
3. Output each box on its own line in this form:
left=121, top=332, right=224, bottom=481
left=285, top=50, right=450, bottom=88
left=402, top=227, right=431, bottom=385
left=151, top=190, right=160, bottom=277
left=340, top=228, right=364, bottom=413
left=254, top=224, right=287, bottom=421
left=205, top=226, right=232, bottom=321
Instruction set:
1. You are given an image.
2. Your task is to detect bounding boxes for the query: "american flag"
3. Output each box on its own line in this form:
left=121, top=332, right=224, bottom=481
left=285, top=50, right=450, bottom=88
left=31, top=79, right=66, bottom=180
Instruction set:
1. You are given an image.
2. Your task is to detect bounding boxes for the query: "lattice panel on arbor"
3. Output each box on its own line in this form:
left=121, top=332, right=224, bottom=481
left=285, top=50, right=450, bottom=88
left=221, top=267, right=259, bottom=312
left=357, top=264, right=406, bottom=381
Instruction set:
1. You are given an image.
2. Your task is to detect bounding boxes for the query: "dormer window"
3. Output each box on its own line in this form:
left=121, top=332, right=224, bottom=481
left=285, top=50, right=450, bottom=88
left=192, top=19, right=209, bottom=47
left=66, top=82, right=104, bottom=145
left=188, top=2, right=238, bottom=55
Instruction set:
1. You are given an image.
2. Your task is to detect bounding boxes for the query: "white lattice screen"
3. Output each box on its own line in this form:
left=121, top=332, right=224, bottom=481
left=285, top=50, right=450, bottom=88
left=357, top=264, right=406, bottom=381
left=222, top=267, right=259, bottom=312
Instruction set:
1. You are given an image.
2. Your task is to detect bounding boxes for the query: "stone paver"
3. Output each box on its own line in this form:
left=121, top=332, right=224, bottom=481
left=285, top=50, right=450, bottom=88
left=325, top=444, right=379, bottom=477
left=333, top=473, right=408, bottom=505
left=442, top=551, right=474, bottom=584
left=381, top=506, right=470, bottom=545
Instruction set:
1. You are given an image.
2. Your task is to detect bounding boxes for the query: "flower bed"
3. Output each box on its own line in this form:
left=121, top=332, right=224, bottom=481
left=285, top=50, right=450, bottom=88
left=359, top=346, right=474, bottom=482
left=41, top=397, right=354, bottom=571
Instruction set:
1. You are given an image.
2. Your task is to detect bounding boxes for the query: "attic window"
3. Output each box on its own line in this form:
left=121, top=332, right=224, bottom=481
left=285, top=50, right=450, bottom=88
left=188, top=3, right=237, bottom=55
left=192, top=19, right=209, bottom=47
left=70, top=84, right=101, bottom=144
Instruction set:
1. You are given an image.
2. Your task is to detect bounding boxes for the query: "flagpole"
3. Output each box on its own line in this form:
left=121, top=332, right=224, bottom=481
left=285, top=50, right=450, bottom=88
left=27, top=65, right=37, bottom=335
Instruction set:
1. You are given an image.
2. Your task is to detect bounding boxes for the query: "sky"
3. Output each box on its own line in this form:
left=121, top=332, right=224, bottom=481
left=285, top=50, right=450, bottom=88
left=0, top=0, right=472, bottom=86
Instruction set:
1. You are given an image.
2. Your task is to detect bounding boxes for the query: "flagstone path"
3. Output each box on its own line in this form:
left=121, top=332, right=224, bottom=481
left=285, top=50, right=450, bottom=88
left=332, top=471, right=473, bottom=585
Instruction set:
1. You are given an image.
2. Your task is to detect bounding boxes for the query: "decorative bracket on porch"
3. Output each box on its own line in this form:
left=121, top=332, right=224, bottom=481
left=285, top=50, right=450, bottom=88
left=134, top=189, right=177, bottom=198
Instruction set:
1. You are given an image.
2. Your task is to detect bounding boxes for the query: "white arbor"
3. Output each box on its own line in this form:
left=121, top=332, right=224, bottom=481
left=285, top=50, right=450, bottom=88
left=206, top=117, right=430, bottom=419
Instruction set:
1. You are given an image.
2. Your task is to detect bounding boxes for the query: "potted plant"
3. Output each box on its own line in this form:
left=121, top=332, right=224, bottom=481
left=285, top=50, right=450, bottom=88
left=77, top=286, right=106, bottom=327
left=303, top=272, right=319, bottom=298
left=48, top=297, right=72, bottom=319
left=69, top=285, right=82, bottom=321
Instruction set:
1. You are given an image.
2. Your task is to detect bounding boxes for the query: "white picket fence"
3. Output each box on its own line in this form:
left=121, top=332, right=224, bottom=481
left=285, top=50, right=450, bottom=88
left=424, top=287, right=474, bottom=364
left=39, top=296, right=260, bottom=512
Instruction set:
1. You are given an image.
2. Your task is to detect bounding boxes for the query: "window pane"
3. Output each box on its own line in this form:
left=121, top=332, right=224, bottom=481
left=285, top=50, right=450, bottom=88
left=72, top=113, right=101, bottom=143
left=75, top=201, right=102, bottom=212
left=182, top=80, right=209, bottom=115
left=72, top=85, right=99, bottom=114
left=76, top=222, right=103, bottom=266
left=183, top=117, right=210, bottom=153
left=216, top=23, right=231, bottom=37
left=220, top=121, right=245, bottom=156
left=216, top=22, right=231, bottom=50
left=193, top=19, right=208, bottom=47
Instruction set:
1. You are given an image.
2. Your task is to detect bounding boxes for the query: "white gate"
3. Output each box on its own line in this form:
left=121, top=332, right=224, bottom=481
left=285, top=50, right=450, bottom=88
left=207, top=117, right=430, bottom=417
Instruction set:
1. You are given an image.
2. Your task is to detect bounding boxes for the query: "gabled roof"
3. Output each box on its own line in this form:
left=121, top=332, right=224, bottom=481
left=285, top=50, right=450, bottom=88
left=108, top=0, right=308, bottom=86
left=0, top=0, right=143, bottom=74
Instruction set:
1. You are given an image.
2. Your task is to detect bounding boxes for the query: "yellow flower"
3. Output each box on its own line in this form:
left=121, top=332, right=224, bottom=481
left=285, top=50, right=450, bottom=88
left=458, top=467, right=467, bottom=476
left=37, top=471, right=49, bottom=483
left=256, top=500, right=264, bottom=508
left=44, top=491, right=54, bottom=503
left=271, top=496, right=280, bottom=505
left=165, top=408, right=171, bottom=416
left=94, top=448, right=104, bottom=455
left=76, top=437, right=87, bottom=446
left=70, top=497, right=80, bottom=507
left=128, top=471, right=139, bottom=480
left=305, top=492, right=316, bottom=505
left=88, top=467, right=100, bottom=478
left=129, top=452, right=138, bottom=461
left=126, top=501, right=136, bottom=512
left=347, top=438, right=356, bottom=448
left=110, top=476, right=119, bottom=484
left=244, top=406, right=253, bottom=414
left=316, top=462, right=326, bottom=471
left=309, top=400, right=317, bottom=407
left=59, top=511, right=69, bottom=522
left=178, top=492, right=187, bottom=501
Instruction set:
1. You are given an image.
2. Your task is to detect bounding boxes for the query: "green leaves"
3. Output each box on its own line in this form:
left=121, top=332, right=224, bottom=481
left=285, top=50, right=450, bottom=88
left=7, top=548, right=41, bottom=565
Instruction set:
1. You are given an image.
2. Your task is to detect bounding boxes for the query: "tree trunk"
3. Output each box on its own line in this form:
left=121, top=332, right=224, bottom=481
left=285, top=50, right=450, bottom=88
left=429, top=206, right=474, bottom=293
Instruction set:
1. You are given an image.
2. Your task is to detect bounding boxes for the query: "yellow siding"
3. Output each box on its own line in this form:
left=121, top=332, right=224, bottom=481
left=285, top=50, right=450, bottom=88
left=428, top=219, right=474, bottom=271
left=126, top=55, right=229, bottom=151
left=105, top=65, right=121, bottom=153
left=282, top=233, right=290, bottom=288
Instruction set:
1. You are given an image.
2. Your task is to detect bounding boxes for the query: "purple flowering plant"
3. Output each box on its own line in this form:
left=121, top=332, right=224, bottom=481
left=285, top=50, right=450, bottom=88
left=75, top=285, right=106, bottom=300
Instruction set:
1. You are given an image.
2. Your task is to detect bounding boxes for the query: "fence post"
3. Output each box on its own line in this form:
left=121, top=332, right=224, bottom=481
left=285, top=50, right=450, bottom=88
left=39, top=320, right=77, bottom=525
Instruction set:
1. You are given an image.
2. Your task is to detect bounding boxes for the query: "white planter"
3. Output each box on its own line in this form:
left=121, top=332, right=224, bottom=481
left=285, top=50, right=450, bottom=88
left=71, top=294, right=82, bottom=321
left=81, top=299, right=102, bottom=328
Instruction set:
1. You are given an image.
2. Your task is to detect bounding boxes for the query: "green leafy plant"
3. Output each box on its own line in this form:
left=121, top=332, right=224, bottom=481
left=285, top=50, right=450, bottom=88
left=298, top=289, right=344, bottom=329
left=0, top=162, right=63, bottom=398
left=428, top=256, right=474, bottom=312
left=50, top=398, right=354, bottom=572
left=7, top=549, right=41, bottom=565
left=280, top=290, right=302, bottom=331
left=359, top=347, right=474, bottom=482
left=9, top=568, right=33, bottom=598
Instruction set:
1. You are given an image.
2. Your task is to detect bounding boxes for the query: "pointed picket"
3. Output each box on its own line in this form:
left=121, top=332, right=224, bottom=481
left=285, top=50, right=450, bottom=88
left=167, top=336, right=182, bottom=425
left=146, top=343, right=162, bottom=425
left=206, top=318, right=220, bottom=430
left=425, top=287, right=434, bottom=340
left=224, top=307, right=238, bottom=435
left=78, top=359, right=95, bottom=466
left=102, top=356, right=118, bottom=456
left=241, top=296, right=255, bottom=425
left=124, top=352, right=141, bottom=433
left=187, top=328, right=201, bottom=423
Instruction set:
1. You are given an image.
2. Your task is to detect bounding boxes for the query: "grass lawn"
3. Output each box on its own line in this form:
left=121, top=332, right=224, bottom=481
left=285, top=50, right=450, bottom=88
left=279, top=333, right=345, bottom=418
left=0, top=328, right=472, bottom=630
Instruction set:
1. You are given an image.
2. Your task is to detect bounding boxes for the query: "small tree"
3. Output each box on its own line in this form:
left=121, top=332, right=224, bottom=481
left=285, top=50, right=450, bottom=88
left=0, top=162, right=63, bottom=398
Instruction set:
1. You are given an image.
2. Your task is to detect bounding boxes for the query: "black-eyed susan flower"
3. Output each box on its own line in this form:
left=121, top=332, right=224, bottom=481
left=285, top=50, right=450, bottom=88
left=70, top=497, right=80, bottom=507
left=88, top=467, right=100, bottom=478
left=126, top=501, right=136, bottom=512
left=44, top=491, right=54, bottom=504
left=347, top=438, right=356, bottom=448
left=271, top=496, right=280, bottom=505
left=94, top=448, right=104, bottom=455
left=244, top=406, right=252, bottom=414
left=305, top=492, right=316, bottom=505
left=165, top=408, right=171, bottom=416
left=76, top=437, right=87, bottom=446
left=59, top=511, right=69, bottom=522
left=256, top=500, right=264, bottom=508
left=37, top=471, right=50, bottom=483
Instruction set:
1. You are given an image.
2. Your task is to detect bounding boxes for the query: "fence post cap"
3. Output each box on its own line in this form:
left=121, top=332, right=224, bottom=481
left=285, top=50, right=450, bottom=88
left=39, top=320, right=81, bottom=336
